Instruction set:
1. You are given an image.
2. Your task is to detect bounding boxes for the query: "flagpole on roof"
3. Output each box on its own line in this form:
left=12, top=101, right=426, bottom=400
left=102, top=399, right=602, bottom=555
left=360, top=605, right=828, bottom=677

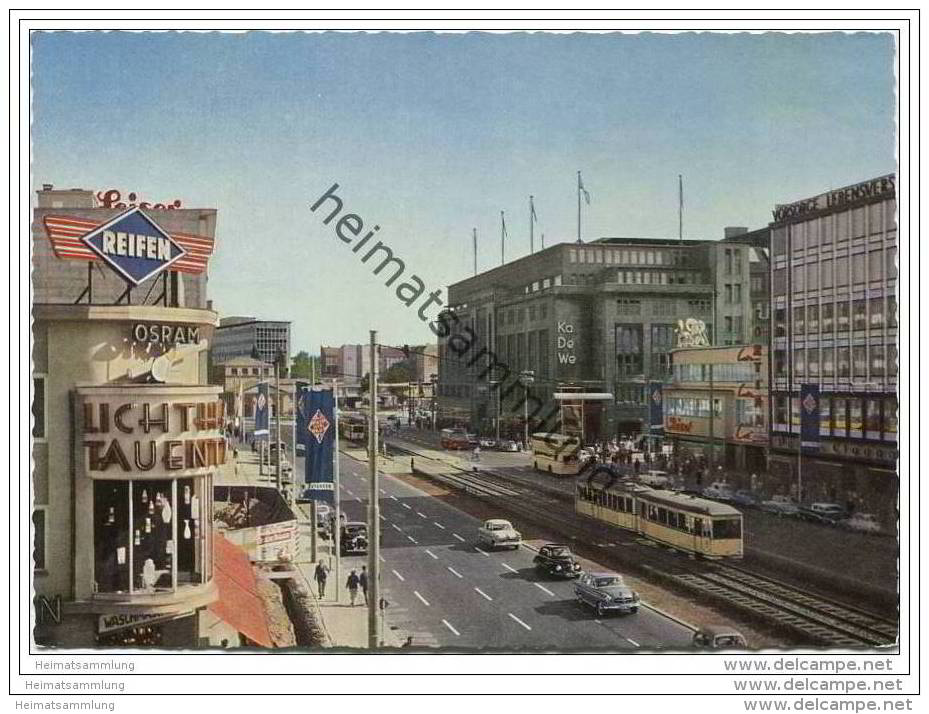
left=500, top=211, right=507, bottom=265
left=529, top=195, right=536, bottom=254
left=472, top=227, right=477, bottom=276
left=679, top=174, right=684, bottom=245
left=576, top=171, right=590, bottom=244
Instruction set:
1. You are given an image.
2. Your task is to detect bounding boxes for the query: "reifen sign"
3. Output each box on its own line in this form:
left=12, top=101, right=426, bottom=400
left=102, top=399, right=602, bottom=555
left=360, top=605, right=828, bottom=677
left=80, top=207, right=186, bottom=285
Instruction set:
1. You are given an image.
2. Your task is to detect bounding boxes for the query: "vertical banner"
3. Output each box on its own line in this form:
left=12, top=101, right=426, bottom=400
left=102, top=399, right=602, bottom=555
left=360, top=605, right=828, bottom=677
left=648, top=381, right=664, bottom=430
left=254, top=381, right=269, bottom=439
left=302, top=388, right=335, bottom=505
left=800, top=383, right=821, bottom=449
left=294, top=381, right=310, bottom=446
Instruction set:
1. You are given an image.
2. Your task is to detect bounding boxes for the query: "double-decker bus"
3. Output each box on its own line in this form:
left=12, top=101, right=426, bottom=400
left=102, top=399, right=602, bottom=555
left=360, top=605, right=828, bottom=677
left=530, top=432, right=582, bottom=475
left=440, top=428, right=470, bottom=450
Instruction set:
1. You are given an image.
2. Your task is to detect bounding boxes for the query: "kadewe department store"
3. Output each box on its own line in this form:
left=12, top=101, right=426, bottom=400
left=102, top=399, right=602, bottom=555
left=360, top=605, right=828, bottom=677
left=31, top=187, right=264, bottom=647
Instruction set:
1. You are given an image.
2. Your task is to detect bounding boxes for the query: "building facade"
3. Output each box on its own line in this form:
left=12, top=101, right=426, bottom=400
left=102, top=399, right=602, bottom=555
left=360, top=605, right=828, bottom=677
left=664, top=344, right=769, bottom=476
left=437, top=238, right=758, bottom=441
left=768, top=174, right=897, bottom=522
left=32, top=187, right=230, bottom=647
left=212, top=317, right=291, bottom=370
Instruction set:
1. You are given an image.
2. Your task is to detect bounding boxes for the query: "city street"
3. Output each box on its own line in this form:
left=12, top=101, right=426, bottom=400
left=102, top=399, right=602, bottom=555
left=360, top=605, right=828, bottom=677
left=319, top=452, right=694, bottom=649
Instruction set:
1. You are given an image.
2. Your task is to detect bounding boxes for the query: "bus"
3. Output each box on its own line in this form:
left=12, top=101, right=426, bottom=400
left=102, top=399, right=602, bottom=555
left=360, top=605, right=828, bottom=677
left=530, top=432, right=582, bottom=476
left=576, top=477, right=743, bottom=559
left=440, top=428, right=470, bottom=450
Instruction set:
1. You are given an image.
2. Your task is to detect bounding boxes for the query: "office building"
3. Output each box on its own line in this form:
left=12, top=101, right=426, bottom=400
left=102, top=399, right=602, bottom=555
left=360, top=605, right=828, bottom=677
left=212, top=317, right=291, bottom=370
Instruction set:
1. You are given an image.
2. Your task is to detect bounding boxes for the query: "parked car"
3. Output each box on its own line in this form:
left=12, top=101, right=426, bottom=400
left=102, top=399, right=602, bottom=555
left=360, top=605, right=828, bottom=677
left=798, top=502, right=848, bottom=525
left=839, top=512, right=882, bottom=534
left=295, top=442, right=305, bottom=457
left=692, top=625, right=748, bottom=650
left=574, top=572, right=640, bottom=617
left=760, top=494, right=800, bottom=517
left=702, top=481, right=736, bottom=502
left=477, top=519, right=521, bottom=550
left=497, top=439, right=520, bottom=452
left=730, top=489, right=760, bottom=509
left=340, top=522, right=369, bottom=555
left=533, top=543, right=582, bottom=578
left=639, top=470, right=672, bottom=488
left=479, top=438, right=497, bottom=449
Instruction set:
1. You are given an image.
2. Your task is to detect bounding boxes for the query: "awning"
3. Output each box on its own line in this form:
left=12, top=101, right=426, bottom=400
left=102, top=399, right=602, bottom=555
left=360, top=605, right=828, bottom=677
left=209, top=535, right=274, bottom=648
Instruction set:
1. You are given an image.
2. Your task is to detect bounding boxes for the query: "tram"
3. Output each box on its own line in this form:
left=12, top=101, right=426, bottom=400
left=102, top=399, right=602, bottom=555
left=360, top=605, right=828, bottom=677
left=576, top=475, right=743, bottom=559
left=530, top=433, right=582, bottom=476
left=339, top=416, right=367, bottom=444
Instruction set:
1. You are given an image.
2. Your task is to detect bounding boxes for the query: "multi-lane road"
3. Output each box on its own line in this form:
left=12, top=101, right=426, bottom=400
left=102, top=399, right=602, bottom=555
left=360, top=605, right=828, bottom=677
left=332, top=453, right=694, bottom=649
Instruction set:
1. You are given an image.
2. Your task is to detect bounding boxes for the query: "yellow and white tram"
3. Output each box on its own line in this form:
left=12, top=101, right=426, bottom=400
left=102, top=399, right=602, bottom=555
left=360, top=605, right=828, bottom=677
left=576, top=480, right=743, bottom=559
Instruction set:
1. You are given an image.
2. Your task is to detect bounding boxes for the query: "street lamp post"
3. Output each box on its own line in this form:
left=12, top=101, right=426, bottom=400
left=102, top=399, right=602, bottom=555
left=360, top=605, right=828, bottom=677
left=519, top=371, right=535, bottom=449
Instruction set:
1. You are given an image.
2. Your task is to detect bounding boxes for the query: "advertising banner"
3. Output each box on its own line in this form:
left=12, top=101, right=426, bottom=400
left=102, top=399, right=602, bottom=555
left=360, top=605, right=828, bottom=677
left=256, top=519, right=300, bottom=562
left=294, top=381, right=310, bottom=447
left=800, top=383, right=821, bottom=449
left=302, top=388, right=335, bottom=504
left=254, top=381, right=269, bottom=438
left=648, top=381, right=664, bottom=430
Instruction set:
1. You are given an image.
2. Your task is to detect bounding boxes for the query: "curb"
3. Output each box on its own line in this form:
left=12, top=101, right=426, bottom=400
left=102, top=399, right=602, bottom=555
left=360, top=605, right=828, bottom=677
left=640, top=601, right=699, bottom=633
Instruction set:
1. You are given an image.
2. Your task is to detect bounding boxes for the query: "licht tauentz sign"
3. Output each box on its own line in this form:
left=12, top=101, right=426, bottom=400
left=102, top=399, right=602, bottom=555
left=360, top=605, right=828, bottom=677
left=771, top=174, right=895, bottom=223
left=81, top=207, right=186, bottom=285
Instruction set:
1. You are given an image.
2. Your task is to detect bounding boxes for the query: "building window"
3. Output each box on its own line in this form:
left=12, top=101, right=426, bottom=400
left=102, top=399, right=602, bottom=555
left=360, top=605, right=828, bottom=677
left=774, top=395, right=788, bottom=425
left=725, top=284, right=733, bottom=303
left=869, top=203, right=883, bottom=235
left=774, top=307, right=786, bottom=338
left=554, top=275, right=562, bottom=287
left=230, top=368, right=238, bottom=376
left=805, top=220, right=819, bottom=249
left=836, top=212, right=849, bottom=241
left=93, top=477, right=211, bottom=595
left=837, top=347, right=850, bottom=378
left=822, top=347, right=835, bottom=376
left=734, top=248, right=742, bottom=275
left=794, top=348, right=805, bottom=377
left=33, top=509, right=46, bottom=571
left=853, top=299, right=867, bottom=331
left=853, top=346, right=867, bottom=378
left=884, top=396, right=898, bottom=437
left=852, top=207, right=866, bottom=238
left=819, top=396, right=832, bottom=435
left=793, top=306, right=804, bottom=335
left=871, top=345, right=885, bottom=374
left=32, top=375, right=46, bottom=440
left=849, top=398, right=863, bottom=433
left=888, top=295, right=897, bottom=328
left=794, top=264, right=806, bottom=292
left=821, top=259, right=833, bottom=289
left=807, top=305, right=819, bottom=333
left=617, top=298, right=641, bottom=316
left=852, top=253, right=866, bottom=284
left=792, top=222, right=805, bottom=250
left=616, top=325, right=643, bottom=376
left=837, top=302, right=850, bottom=332
left=821, top=303, right=834, bottom=334
left=773, top=268, right=787, bottom=295
left=774, top=350, right=787, bottom=377
left=808, top=348, right=819, bottom=376
left=833, top=398, right=847, bottom=433
left=868, top=250, right=884, bottom=282
left=836, top=256, right=849, bottom=287
left=888, top=344, right=898, bottom=377
left=806, top=262, right=819, bottom=291
left=886, top=247, right=897, bottom=281
left=869, top=297, right=884, bottom=329
left=772, top=227, right=787, bottom=256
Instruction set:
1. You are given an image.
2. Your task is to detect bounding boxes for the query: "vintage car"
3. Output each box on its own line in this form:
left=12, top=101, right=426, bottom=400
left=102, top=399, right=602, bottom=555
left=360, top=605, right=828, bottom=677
left=340, top=522, right=369, bottom=555
left=760, top=494, right=800, bottom=517
left=497, top=439, right=520, bottom=452
left=730, top=489, right=760, bottom=509
left=477, top=519, right=521, bottom=550
left=692, top=625, right=748, bottom=650
left=639, top=469, right=672, bottom=488
left=839, top=512, right=883, bottom=534
left=574, top=572, right=640, bottom=617
left=533, top=543, right=582, bottom=578
left=798, top=502, right=848, bottom=525
left=702, top=481, right=736, bottom=502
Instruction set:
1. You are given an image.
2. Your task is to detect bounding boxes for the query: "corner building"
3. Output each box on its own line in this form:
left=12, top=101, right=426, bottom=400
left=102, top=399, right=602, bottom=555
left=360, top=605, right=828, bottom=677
left=32, top=187, right=225, bottom=647
left=768, top=174, right=898, bottom=522
left=437, top=237, right=761, bottom=441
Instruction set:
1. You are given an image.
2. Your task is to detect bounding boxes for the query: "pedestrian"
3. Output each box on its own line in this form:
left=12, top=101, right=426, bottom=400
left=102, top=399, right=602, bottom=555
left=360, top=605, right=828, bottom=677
left=359, top=565, right=369, bottom=605
left=314, top=560, right=329, bottom=598
left=402, top=636, right=414, bottom=648
left=347, top=569, right=361, bottom=606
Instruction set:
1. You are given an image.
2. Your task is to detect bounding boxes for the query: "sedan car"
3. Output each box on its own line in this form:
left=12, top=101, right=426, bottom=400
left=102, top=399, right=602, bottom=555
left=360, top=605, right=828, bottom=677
left=692, top=625, right=748, bottom=650
left=497, top=440, right=520, bottom=452
left=477, top=519, right=521, bottom=550
left=798, top=502, right=848, bottom=525
left=340, top=522, right=369, bottom=555
left=760, top=494, right=800, bottom=517
left=730, top=489, right=760, bottom=509
left=533, top=543, right=582, bottom=578
left=479, top=438, right=497, bottom=449
left=574, top=572, right=640, bottom=617
left=840, top=512, right=883, bottom=534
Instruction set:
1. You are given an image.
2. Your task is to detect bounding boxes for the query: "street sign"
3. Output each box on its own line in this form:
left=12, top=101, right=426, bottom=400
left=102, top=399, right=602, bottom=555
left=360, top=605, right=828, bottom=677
left=80, top=207, right=186, bottom=285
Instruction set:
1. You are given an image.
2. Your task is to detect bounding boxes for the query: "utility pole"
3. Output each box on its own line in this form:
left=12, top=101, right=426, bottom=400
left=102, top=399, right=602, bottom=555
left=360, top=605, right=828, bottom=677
left=708, top=363, right=715, bottom=474
left=275, top=353, right=283, bottom=494
left=367, top=331, right=380, bottom=649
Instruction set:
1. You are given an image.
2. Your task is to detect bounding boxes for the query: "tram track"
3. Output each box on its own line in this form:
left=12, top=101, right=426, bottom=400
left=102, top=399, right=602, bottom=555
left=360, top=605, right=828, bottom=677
left=384, top=440, right=899, bottom=649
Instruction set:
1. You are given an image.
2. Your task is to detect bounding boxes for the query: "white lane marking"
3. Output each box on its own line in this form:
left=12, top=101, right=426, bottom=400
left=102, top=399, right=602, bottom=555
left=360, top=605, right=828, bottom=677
left=502, top=563, right=518, bottom=573
left=424, top=549, right=438, bottom=560
left=442, top=619, right=460, bottom=636
left=433, top=522, right=445, bottom=530
left=379, top=514, right=386, bottom=521
left=392, top=569, right=405, bottom=582
left=407, top=535, right=418, bottom=543
left=452, top=533, right=465, bottom=542
left=626, top=637, right=640, bottom=647
left=390, top=495, right=398, bottom=501
left=345, top=489, right=353, bottom=496
left=414, top=591, right=430, bottom=606
left=508, top=613, right=532, bottom=631
left=534, top=583, right=556, bottom=597
left=447, top=566, right=463, bottom=578
left=391, top=523, right=402, bottom=531
left=378, top=555, right=386, bottom=562
left=379, top=489, right=386, bottom=495
left=355, top=497, right=363, bottom=503
left=474, top=547, right=490, bottom=557
left=474, top=587, right=493, bottom=601
left=403, top=503, right=412, bottom=510
left=417, top=511, right=428, bottom=519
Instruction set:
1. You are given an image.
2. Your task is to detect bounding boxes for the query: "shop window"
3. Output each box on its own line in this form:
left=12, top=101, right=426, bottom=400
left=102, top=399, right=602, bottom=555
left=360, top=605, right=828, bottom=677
left=33, top=509, right=46, bottom=571
left=865, top=398, right=881, bottom=432
left=849, top=398, right=863, bottom=433
left=819, top=397, right=831, bottom=435
left=93, top=477, right=210, bottom=596
left=833, top=398, right=847, bottom=433
left=884, top=397, right=898, bottom=437
left=32, top=375, right=46, bottom=440
left=853, top=299, right=867, bottom=331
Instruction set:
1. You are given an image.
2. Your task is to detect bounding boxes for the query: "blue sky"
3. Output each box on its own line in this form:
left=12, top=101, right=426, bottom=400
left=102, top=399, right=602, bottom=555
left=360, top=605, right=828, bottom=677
left=31, top=31, right=896, bottom=353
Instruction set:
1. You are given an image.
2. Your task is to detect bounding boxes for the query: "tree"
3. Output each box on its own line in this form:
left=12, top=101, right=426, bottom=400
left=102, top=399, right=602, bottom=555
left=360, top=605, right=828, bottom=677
left=384, top=361, right=413, bottom=384
left=290, top=351, right=319, bottom=380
